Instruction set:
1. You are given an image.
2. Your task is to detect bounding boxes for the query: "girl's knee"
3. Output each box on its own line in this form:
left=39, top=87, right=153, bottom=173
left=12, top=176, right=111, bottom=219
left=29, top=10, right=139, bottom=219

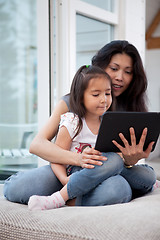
left=102, top=152, right=124, bottom=173
left=102, top=152, right=123, bottom=163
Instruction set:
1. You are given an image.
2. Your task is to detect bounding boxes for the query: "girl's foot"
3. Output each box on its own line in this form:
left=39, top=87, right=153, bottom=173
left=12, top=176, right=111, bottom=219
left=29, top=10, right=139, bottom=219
left=28, top=191, right=65, bottom=210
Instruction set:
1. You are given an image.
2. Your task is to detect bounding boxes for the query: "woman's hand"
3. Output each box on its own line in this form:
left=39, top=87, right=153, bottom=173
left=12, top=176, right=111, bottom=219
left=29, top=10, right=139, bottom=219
left=112, top=127, right=155, bottom=166
left=79, top=147, right=107, bottom=169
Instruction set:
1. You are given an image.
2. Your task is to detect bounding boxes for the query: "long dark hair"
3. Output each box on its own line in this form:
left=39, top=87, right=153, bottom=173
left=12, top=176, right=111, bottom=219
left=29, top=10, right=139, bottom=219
left=69, top=65, right=113, bottom=138
left=92, top=40, right=148, bottom=112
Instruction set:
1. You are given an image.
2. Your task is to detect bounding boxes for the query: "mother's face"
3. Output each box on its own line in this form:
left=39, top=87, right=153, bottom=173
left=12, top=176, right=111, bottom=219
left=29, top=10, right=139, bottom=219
left=105, top=53, right=133, bottom=97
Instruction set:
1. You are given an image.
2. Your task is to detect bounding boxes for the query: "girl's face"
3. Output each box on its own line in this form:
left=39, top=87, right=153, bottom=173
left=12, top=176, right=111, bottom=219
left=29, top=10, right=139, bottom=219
left=83, top=76, right=112, bottom=118
left=105, top=53, right=133, bottom=97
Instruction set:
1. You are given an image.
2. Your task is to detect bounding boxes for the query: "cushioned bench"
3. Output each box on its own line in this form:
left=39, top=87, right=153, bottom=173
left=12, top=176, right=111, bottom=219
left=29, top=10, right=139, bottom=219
left=0, top=187, right=160, bottom=240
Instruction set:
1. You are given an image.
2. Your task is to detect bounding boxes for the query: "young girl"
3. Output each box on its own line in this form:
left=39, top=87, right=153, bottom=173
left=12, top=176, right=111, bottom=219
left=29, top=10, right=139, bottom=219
left=28, top=65, right=128, bottom=210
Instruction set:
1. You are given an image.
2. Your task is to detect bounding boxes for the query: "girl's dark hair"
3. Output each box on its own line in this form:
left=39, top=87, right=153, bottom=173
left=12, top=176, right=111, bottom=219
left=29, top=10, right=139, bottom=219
left=69, top=65, right=113, bottom=138
left=92, top=40, right=148, bottom=112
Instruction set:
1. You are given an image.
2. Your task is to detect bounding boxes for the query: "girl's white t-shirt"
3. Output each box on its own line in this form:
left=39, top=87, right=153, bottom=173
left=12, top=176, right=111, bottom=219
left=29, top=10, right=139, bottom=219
left=59, top=112, right=97, bottom=153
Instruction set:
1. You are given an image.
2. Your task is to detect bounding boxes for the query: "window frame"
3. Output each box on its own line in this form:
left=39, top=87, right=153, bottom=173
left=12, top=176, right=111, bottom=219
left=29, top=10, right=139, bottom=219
left=37, top=0, right=50, bottom=127
left=55, top=0, right=119, bottom=102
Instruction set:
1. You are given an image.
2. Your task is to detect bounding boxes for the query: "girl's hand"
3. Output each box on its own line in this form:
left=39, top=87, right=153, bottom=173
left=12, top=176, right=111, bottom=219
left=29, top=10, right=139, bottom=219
left=80, top=147, right=107, bottom=169
left=112, top=127, right=155, bottom=166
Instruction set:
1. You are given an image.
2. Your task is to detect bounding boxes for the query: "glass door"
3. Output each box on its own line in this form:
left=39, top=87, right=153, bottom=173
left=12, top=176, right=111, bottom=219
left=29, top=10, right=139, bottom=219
left=0, top=0, right=38, bottom=181
left=76, top=14, right=114, bottom=69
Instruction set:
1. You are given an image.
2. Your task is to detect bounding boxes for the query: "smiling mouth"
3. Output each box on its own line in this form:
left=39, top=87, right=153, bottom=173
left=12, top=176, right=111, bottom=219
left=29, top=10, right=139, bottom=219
left=112, top=84, right=122, bottom=89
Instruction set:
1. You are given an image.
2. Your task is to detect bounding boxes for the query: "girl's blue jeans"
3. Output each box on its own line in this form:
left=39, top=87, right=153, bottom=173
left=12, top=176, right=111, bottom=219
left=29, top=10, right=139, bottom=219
left=3, top=152, right=156, bottom=206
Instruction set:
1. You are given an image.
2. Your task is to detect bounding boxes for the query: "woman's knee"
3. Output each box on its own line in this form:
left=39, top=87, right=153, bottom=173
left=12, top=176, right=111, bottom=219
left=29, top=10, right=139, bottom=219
left=139, top=165, right=156, bottom=192
left=3, top=171, right=28, bottom=203
left=3, top=165, right=62, bottom=204
left=121, top=164, right=156, bottom=192
left=146, top=165, right=157, bottom=186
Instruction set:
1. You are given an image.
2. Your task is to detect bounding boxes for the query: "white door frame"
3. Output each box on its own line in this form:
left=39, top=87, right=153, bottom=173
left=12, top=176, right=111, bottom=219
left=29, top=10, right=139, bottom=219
left=56, top=0, right=119, bottom=99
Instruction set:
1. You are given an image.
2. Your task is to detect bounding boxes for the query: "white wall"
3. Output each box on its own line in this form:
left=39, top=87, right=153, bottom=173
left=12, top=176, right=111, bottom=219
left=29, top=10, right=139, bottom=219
left=145, top=0, right=160, bottom=159
left=145, top=0, right=160, bottom=112
left=118, top=0, right=146, bottom=62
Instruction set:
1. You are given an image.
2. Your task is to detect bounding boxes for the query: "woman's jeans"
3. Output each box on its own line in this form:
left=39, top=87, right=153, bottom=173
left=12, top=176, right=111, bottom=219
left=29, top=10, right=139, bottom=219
left=3, top=152, right=156, bottom=206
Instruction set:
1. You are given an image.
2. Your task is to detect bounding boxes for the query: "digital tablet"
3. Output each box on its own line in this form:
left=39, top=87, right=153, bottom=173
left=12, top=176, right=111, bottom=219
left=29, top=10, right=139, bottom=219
left=95, top=112, right=160, bottom=152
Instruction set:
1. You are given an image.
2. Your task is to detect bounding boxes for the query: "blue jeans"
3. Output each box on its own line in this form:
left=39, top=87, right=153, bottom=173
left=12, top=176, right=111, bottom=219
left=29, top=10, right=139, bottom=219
left=3, top=153, right=156, bottom=206
left=67, top=152, right=156, bottom=206
left=120, top=164, right=156, bottom=198
left=3, top=165, right=63, bottom=204
left=67, top=152, right=125, bottom=200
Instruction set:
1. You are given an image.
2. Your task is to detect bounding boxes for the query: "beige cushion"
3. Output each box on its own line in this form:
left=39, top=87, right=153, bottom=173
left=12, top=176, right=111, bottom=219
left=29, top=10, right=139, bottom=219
left=0, top=189, right=160, bottom=240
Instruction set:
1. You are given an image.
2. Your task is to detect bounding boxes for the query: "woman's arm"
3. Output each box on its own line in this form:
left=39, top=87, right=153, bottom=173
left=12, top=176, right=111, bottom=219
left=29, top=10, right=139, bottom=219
left=29, top=99, right=73, bottom=164
left=30, top=99, right=106, bottom=168
left=112, top=127, right=154, bottom=166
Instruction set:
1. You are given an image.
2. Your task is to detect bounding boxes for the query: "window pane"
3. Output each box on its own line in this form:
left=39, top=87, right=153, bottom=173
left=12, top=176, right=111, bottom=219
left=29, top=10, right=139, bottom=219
left=80, top=0, right=114, bottom=12
left=0, top=0, right=38, bottom=181
left=76, top=14, right=114, bottom=69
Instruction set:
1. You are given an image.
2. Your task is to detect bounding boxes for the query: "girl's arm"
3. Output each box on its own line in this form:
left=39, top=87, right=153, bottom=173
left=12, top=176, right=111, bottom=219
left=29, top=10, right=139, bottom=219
left=51, top=164, right=70, bottom=186
left=51, top=126, right=72, bottom=186
left=30, top=99, right=106, bottom=168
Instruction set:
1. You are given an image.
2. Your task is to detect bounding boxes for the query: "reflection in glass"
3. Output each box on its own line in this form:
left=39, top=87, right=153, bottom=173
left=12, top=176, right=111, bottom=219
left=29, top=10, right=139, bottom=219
left=76, top=14, right=114, bottom=69
left=0, top=0, right=38, bottom=180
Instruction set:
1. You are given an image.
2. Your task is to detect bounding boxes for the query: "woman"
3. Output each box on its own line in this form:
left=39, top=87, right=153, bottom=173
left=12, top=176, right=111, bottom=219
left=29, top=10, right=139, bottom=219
left=3, top=40, right=156, bottom=204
